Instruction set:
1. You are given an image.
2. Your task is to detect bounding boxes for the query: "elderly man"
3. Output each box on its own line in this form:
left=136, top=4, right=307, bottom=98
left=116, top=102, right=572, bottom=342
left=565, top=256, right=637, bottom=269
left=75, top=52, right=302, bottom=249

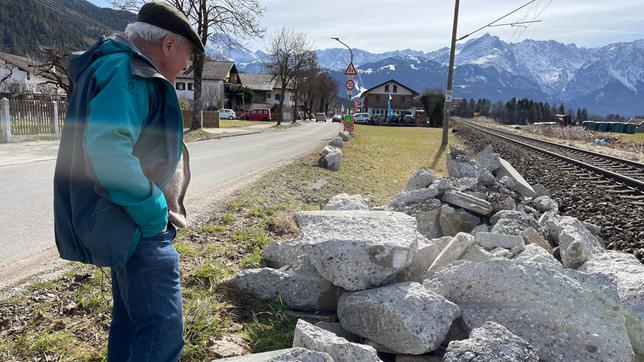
left=53, top=2, right=203, bottom=361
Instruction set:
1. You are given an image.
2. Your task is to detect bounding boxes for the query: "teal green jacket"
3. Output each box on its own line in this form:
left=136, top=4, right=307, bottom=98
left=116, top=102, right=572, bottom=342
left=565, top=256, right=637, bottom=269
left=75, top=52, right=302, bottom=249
left=54, top=37, right=183, bottom=267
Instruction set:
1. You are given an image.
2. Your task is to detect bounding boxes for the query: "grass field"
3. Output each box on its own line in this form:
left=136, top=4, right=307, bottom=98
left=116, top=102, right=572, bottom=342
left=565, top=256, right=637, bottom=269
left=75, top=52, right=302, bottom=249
left=219, top=120, right=262, bottom=128
left=0, top=125, right=459, bottom=361
left=621, top=133, right=644, bottom=143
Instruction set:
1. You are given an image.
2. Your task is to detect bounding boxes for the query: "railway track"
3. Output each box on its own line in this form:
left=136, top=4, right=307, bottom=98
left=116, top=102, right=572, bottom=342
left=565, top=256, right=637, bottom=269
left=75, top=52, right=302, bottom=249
left=456, top=121, right=644, bottom=262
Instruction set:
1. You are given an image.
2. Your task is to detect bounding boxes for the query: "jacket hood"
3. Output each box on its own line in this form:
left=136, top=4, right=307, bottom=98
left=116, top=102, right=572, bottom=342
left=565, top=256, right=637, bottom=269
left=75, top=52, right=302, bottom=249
left=69, top=36, right=160, bottom=83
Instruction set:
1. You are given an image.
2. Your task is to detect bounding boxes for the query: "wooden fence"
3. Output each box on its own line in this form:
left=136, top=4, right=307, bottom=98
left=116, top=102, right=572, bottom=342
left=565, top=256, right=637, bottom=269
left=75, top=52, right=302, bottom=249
left=7, top=99, right=66, bottom=136
left=0, top=97, right=220, bottom=143
left=181, top=109, right=219, bottom=128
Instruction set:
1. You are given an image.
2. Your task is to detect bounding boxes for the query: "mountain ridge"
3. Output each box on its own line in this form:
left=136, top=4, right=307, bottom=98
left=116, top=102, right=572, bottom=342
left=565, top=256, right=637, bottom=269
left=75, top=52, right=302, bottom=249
left=211, top=33, right=644, bottom=116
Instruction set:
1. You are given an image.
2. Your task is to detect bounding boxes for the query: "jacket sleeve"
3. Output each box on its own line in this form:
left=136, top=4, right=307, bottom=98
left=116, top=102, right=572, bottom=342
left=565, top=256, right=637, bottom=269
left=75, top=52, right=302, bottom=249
left=84, top=56, right=168, bottom=237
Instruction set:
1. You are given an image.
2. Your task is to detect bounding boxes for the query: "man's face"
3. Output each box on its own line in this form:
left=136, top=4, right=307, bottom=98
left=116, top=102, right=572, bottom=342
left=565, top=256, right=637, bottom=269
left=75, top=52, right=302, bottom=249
left=158, top=35, right=194, bottom=82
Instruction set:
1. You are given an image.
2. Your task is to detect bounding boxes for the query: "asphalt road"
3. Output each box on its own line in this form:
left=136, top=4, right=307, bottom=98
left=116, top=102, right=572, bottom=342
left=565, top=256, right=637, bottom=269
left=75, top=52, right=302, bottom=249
left=0, top=121, right=340, bottom=290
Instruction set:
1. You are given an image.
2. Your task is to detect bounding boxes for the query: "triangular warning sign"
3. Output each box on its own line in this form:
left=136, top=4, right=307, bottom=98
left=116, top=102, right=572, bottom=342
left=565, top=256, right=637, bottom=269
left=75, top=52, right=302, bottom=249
left=344, top=62, right=357, bottom=76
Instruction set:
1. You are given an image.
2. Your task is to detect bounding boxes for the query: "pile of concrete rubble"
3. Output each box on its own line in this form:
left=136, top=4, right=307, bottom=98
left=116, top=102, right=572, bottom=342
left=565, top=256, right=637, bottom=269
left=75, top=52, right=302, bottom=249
left=222, top=145, right=643, bottom=362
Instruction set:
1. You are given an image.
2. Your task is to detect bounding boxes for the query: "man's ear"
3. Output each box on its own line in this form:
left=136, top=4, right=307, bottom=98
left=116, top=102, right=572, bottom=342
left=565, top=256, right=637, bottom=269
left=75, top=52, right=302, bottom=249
left=161, top=35, right=177, bottom=56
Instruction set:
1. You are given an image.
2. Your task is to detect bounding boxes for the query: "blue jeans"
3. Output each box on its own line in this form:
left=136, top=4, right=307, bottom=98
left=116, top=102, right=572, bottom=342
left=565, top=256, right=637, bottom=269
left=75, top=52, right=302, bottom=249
left=108, top=225, right=184, bottom=362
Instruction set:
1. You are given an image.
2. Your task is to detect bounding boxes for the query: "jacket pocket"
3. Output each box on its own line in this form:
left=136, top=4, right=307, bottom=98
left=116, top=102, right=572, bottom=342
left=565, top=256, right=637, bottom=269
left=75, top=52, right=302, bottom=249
left=81, top=198, right=139, bottom=267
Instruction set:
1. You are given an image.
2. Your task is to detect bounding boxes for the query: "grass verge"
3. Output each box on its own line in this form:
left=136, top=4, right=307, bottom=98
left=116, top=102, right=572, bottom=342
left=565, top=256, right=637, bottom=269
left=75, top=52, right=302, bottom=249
left=0, top=125, right=458, bottom=361
left=219, top=120, right=262, bottom=128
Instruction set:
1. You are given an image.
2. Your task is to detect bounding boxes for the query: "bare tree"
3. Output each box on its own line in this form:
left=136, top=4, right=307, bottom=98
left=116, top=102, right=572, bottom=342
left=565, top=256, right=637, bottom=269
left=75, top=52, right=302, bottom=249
left=300, top=68, right=338, bottom=118
left=111, top=0, right=265, bottom=130
left=0, top=60, right=17, bottom=91
left=266, top=28, right=313, bottom=125
left=289, top=50, right=317, bottom=123
left=35, top=47, right=73, bottom=98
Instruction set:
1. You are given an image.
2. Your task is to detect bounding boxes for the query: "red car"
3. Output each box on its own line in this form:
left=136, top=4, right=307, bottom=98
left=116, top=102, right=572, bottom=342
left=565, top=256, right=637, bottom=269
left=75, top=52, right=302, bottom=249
left=241, top=108, right=272, bottom=121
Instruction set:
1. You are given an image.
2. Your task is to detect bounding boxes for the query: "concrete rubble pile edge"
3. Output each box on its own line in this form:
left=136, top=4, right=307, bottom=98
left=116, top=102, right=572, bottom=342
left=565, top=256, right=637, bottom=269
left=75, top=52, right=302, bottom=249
left=220, top=144, right=642, bottom=362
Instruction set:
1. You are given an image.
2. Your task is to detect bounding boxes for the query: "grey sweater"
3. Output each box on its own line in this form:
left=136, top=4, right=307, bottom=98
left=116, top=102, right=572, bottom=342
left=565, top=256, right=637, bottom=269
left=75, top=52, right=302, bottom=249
left=162, top=142, right=191, bottom=228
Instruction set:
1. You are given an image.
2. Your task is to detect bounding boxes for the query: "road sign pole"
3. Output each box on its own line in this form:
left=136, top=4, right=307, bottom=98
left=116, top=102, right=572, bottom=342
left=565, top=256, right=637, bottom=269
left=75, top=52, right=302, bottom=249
left=442, top=0, right=460, bottom=146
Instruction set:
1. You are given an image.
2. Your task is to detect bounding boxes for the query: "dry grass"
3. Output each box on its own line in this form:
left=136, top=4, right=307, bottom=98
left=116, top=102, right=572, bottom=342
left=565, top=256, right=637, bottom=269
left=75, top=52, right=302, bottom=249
left=466, top=117, right=644, bottom=162
left=219, top=120, right=262, bottom=128
left=0, top=125, right=458, bottom=361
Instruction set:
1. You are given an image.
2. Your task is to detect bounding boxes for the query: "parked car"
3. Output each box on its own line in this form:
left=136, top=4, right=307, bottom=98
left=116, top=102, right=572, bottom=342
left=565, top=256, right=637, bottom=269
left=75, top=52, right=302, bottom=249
left=315, top=113, right=327, bottom=122
left=332, top=115, right=342, bottom=123
left=241, top=108, right=271, bottom=121
left=353, top=112, right=371, bottom=124
left=218, top=108, right=236, bottom=120
left=402, top=115, right=417, bottom=126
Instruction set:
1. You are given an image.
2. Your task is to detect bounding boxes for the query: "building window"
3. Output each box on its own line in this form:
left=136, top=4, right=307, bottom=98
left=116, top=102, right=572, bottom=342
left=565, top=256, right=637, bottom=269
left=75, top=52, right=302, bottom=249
left=384, top=84, right=389, bottom=93
left=188, top=83, right=194, bottom=91
left=393, top=85, right=398, bottom=93
left=267, top=92, right=272, bottom=99
left=376, top=94, right=381, bottom=103
left=176, top=82, right=186, bottom=90
left=275, top=93, right=281, bottom=101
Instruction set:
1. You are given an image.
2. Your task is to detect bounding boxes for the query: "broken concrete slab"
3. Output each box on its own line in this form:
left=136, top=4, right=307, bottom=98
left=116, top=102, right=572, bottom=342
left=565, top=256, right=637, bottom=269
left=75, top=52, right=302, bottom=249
left=520, top=227, right=553, bottom=254
left=512, top=244, right=560, bottom=266
left=459, top=244, right=495, bottom=262
left=213, top=348, right=333, bottom=362
left=496, top=158, right=536, bottom=198
left=405, top=168, right=434, bottom=191
left=338, top=282, right=460, bottom=355
left=323, top=193, right=369, bottom=211
left=414, top=203, right=443, bottom=239
left=424, top=260, right=634, bottom=362
left=580, top=251, right=644, bottom=356
left=556, top=216, right=604, bottom=269
left=439, top=205, right=480, bottom=237
left=428, top=233, right=475, bottom=271
left=444, top=321, right=539, bottom=362
left=476, top=232, right=525, bottom=250
left=395, top=236, right=453, bottom=283
left=292, top=211, right=420, bottom=291
left=389, top=187, right=441, bottom=210
left=232, top=259, right=343, bottom=312
left=293, top=319, right=381, bottom=362
left=441, top=190, right=493, bottom=216
left=475, top=145, right=501, bottom=172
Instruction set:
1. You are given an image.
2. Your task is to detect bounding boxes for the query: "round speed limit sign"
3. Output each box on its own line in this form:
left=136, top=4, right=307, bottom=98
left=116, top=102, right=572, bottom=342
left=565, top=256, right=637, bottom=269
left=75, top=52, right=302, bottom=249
left=345, top=79, right=355, bottom=91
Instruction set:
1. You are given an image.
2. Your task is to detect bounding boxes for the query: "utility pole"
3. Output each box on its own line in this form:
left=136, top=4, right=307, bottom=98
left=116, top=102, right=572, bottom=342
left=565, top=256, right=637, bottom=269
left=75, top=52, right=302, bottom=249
left=442, top=0, right=460, bottom=146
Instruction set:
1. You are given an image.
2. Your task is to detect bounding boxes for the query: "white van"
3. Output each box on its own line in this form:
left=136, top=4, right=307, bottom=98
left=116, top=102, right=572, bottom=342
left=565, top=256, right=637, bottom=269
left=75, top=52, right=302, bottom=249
left=354, top=113, right=371, bottom=124
left=218, top=109, right=236, bottom=120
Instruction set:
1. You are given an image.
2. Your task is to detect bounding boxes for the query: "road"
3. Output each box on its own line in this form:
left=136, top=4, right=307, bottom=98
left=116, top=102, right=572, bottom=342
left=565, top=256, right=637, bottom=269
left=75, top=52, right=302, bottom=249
left=0, top=121, right=340, bottom=290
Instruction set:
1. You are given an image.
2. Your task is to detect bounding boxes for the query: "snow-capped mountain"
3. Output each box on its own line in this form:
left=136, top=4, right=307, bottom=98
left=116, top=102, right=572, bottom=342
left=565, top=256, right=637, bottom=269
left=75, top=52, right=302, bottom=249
left=209, top=34, right=644, bottom=116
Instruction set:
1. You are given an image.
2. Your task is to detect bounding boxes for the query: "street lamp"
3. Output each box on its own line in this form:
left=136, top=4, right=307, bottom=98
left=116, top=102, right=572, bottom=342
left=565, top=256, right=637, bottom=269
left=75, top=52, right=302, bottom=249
left=331, top=37, right=353, bottom=66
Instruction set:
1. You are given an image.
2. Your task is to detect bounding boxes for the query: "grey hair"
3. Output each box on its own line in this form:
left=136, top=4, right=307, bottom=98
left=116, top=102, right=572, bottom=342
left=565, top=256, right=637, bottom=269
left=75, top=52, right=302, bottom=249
left=124, top=22, right=188, bottom=45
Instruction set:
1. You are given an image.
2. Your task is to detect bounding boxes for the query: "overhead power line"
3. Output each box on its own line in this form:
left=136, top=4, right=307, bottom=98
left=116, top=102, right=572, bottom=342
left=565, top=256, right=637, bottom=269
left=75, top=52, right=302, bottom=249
left=458, top=0, right=538, bottom=41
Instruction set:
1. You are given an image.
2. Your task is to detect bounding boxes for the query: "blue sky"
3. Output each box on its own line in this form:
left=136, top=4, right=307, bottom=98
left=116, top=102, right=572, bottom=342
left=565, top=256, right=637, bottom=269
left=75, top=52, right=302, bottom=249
left=88, top=0, right=644, bottom=52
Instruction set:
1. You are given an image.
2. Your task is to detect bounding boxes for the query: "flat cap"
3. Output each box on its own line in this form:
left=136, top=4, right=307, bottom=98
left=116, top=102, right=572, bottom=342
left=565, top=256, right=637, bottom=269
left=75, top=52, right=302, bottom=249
left=138, top=2, right=205, bottom=53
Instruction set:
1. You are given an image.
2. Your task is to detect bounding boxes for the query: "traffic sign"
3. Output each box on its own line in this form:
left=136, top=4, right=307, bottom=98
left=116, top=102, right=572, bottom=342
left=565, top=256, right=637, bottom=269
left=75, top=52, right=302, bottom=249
left=344, top=62, right=357, bottom=76
left=345, top=79, right=355, bottom=91
left=445, top=90, right=453, bottom=103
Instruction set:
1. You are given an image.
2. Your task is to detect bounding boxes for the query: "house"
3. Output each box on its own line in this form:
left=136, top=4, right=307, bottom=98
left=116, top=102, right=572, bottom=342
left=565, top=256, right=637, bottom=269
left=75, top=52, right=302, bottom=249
left=0, top=51, right=63, bottom=97
left=359, top=79, right=419, bottom=117
left=238, top=73, right=294, bottom=110
left=175, top=60, right=241, bottom=109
